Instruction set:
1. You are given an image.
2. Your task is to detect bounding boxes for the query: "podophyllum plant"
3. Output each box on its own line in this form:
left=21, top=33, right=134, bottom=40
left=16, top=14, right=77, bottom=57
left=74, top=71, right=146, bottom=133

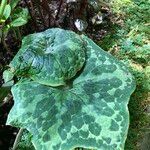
left=3, top=28, right=136, bottom=150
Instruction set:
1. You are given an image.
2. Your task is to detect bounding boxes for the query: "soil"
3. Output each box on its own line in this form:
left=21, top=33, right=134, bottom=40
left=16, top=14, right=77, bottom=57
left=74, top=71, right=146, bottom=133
left=0, top=1, right=112, bottom=149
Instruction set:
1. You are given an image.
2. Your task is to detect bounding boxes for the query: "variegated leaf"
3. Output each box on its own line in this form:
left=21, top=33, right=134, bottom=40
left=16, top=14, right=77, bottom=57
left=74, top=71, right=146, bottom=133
left=6, top=28, right=136, bottom=150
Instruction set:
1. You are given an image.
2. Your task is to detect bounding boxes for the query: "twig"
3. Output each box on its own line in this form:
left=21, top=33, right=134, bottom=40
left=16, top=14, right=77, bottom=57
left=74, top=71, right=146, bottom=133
left=12, top=128, right=24, bottom=150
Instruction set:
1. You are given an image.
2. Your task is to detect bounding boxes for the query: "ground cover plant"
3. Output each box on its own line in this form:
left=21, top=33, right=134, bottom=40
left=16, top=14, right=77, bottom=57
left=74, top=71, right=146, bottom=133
left=3, top=28, right=135, bottom=149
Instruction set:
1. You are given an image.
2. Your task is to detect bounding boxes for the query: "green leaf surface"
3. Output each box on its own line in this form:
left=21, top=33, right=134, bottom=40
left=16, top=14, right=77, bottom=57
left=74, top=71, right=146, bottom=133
left=10, top=0, right=20, bottom=10
left=12, top=7, right=29, bottom=19
left=3, top=4, right=11, bottom=20
left=0, top=0, right=7, bottom=19
left=6, top=28, right=136, bottom=150
left=9, top=28, right=86, bottom=86
left=10, top=17, right=27, bottom=27
left=3, top=69, right=14, bottom=83
left=10, top=8, right=29, bottom=27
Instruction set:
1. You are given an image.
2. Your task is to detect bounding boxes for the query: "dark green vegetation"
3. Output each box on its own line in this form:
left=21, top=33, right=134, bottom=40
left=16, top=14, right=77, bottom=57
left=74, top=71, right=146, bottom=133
left=99, top=0, right=150, bottom=149
left=3, top=28, right=135, bottom=150
left=0, top=0, right=29, bottom=51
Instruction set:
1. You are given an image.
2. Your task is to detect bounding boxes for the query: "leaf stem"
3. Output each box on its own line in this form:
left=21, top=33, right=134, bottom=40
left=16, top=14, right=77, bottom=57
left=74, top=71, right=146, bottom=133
left=12, top=128, right=24, bottom=150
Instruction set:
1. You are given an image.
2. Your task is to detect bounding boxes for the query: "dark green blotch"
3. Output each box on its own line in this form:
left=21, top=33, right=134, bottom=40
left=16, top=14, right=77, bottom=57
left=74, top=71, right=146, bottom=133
left=64, top=123, right=71, bottom=132
left=83, top=81, right=101, bottom=94
left=73, top=117, right=84, bottom=129
left=43, top=132, right=51, bottom=142
left=77, top=138, right=88, bottom=146
left=102, top=107, right=114, bottom=117
left=33, top=98, right=51, bottom=118
left=97, top=139, right=103, bottom=146
left=47, top=106, right=58, bottom=118
left=115, top=114, right=122, bottom=122
left=42, top=117, right=56, bottom=131
left=99, top=79, right=109, bottom=85
left=119, top=94, right=128, bottom=102
left=53, top=143, right=61, bottom=150
left=114, top=89, right=123, bottom=98
left=91, top=67, right=103, bottom=75
left=110, top=78, right=122, bottom=88
left=114, top=103, right=121, bottom=110
left=105, top=64, right=117, bottom=72
left=58, top=127, right=67, bottom=140
left=58, top=46, right=71, bottom=69
left=117, top=136, right=121, bottom=142
left=99, top=92, right=111, bottom=100
left=104, top=95, right=115, bottom=103
left=61, top=112, right=71, bottom=125
left=42, top=121, right=50, bottom=131
left=49, top=116, right=57, bottom=127
left=109, top=119, right=119, bottom=131
left=97, top=100, right=107, bottom=108
left=79, top=130, right=89, bottom=138
left=71, top=131, right=79, bottom=138
left=67, top=100, right=82, bottom=115
left=90, top=58, right=97, bottom=63
left=86, top=138, right=97, bottom=147
left=99, top=56, right=106, bottom=62
left=102, top=137, right=111, bottom=144
left=126, top=78, right=131, bottom=83
left=111, top=144, right=118, bottom=149
left=120, top=118, right=127, bottom=128
left=89, top=123, right=101, bottom=136
left=37, top=116, right=44, bottom=128
left=83, top=114, right=95, bottom=124
left=22, top=98, right=32, bottom=108
left=99, top=84, right=112, bottom=92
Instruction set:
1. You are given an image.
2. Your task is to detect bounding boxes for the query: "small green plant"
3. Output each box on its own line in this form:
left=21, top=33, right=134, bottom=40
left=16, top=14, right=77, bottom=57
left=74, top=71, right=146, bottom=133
left=3, top=28, right=135, bottom=150
left=0, top=0, right=29, bottom=50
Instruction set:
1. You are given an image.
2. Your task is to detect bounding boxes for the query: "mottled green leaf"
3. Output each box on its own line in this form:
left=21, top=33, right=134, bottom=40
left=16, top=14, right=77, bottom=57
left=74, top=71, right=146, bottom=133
left=8, top=28, right=85, bottom=86
left=6, top=28, right=136, bottom=150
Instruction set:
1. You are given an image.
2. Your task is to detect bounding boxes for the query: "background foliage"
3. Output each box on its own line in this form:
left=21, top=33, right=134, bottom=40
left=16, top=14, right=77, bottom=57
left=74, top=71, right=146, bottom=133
left=99, top=0, right=150, bottom=150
